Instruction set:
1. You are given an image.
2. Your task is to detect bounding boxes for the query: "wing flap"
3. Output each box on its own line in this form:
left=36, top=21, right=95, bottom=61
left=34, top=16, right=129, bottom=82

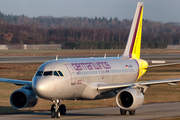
left=0, top=78, right=31, bottom=86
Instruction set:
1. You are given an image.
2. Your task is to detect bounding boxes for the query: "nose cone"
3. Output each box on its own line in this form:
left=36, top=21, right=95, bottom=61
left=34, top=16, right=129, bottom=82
left=32, top=77, right=50, bottom=99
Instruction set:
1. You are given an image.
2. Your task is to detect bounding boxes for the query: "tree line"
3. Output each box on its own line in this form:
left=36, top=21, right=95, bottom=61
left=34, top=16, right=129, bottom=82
left=64, top=42, right=167, bottom=49
left=0, top=11, right=180, bottom=48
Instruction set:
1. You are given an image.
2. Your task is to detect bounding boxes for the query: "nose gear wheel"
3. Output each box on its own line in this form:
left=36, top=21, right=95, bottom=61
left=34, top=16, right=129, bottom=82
left=51, top=99, right=66, bottom=118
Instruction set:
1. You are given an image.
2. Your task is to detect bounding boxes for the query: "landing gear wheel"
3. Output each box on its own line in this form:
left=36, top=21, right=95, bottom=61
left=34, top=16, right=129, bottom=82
left=51, top=105, right=55, bottom=118
left=129, top=110, right=135, bottom=115
left=56, top=109, right=61, bottom=118
left=120, top=109, right=127, bottom=115
left=59, top=104, right=66, bottom=115
left=51, top=99, right=65, bottom=118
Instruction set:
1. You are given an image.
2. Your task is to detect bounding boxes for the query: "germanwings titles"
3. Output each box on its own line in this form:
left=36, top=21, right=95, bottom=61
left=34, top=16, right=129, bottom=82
left=1, top=2, right=180, bottom=119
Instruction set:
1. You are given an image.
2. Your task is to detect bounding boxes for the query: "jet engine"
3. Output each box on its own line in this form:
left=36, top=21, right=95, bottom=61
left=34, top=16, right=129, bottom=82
left=116, top=88, right=144, bottom=111
left=10, top=88, right=38, bottom=110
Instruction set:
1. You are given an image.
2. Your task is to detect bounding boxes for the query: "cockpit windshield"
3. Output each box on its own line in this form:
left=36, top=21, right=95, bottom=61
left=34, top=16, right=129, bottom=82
left=36, top=70, right=64, bottom=77
left=58, top=71, right=64, bottom=77
left=54, top=71, right=59, bottom=76
left=53, top=71, right=64, bottom=77
left=36, top=71, right=43, bottom=76
left=43, top=71, right=53, bottom=76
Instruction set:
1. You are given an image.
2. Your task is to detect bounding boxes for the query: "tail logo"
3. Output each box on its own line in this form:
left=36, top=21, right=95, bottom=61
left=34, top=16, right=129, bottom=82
left=122, top=2, right=144, bottom=59
left=131, top=6, right=143, bottom=59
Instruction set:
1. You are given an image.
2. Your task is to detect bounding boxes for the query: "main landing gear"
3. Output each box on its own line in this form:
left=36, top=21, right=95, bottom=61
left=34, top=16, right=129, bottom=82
left=120, top=108, right=135, bottom=115
left=51, top=99, right=66, bottom=118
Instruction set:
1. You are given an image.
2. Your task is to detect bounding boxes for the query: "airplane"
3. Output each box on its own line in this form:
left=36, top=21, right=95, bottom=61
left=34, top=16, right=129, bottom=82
left=1, top=2, right=180, bottom=119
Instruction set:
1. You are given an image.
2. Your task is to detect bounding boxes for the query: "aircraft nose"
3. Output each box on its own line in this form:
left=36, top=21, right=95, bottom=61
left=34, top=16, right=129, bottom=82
left=32, top=78, right=48, bottom=99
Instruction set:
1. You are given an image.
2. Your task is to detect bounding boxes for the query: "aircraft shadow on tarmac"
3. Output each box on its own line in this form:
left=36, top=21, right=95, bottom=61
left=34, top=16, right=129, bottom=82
left=65, top=113, right=121, bottom=117
left=0, top=107, right=122, bottom=117
left=20, top=112, right=120, bottom=117
left=0, top=106, right=34, bottom=115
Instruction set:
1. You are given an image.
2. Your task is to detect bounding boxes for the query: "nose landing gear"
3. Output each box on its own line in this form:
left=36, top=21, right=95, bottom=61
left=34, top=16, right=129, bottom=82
left=51, top=99, right=66, bottom=118
left=120, top=108, right=136, bottom=115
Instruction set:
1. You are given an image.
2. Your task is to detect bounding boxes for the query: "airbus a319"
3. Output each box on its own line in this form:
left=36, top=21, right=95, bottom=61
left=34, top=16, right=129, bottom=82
left=1, top=2, right=180, bottom=118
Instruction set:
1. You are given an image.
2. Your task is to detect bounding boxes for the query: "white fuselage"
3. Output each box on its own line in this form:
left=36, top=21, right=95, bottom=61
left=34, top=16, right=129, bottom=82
left=32, top=57, right=140, bottom=100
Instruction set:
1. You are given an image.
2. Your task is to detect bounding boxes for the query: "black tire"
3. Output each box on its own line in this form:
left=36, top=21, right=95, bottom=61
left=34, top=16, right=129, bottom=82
left=120, top=109, right=127, bottom=115
left=129, top=110, right=135, bottom=115
left=56, top=109, right=61, bottom=118
left=59, top=104, right=66, bottom=115
left=51, top=105, right=55, bottom=118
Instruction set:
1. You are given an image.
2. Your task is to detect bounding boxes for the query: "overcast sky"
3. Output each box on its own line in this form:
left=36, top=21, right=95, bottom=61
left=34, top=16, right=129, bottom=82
left=0, top=0, right=179, bottom=23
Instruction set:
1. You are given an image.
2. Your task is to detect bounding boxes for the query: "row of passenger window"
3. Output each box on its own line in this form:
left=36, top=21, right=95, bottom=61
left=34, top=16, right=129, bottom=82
left=76, top=69, right=134, bottom=76
left=36, top=70, right=64, bottom=77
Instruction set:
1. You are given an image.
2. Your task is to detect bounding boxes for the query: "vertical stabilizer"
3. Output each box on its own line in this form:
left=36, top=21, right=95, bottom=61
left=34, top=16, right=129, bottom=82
left=122, top=2, right=144, bottom=59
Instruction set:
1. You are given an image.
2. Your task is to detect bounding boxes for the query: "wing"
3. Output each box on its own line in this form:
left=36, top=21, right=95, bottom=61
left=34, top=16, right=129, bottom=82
left=97, top=78, right=180, bottom=93
left=0, top=78, right=32, bottom=86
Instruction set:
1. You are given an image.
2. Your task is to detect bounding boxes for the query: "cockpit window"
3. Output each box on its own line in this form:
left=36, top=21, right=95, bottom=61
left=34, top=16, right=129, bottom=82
left=41, top=70, right=64, bottom=77
left=36, top=71, right=43, bottom=76
left=43, top=71, right=53, bottom=76
left=58, top=71, right=64, bottom=77
left=54, top=71, right=59, bottom=76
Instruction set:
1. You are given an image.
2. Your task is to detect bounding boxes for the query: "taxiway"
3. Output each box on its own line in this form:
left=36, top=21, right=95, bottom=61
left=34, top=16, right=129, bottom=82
left=0, top=54, right=180, bottom=63
left=0, top=102, right=180, bottom=120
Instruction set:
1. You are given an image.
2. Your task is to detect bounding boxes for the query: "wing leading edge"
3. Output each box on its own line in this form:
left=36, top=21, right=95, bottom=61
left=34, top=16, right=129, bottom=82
left=0, top=78, right=31, bottom=86
left=97, top=78, right=180, bottom=93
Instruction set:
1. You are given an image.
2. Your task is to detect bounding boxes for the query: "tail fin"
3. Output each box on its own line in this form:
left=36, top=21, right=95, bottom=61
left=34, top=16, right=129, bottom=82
left=122, top=2, right=144, bottom=59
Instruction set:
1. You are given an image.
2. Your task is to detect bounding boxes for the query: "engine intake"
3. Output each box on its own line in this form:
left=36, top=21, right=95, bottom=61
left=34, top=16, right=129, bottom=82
left=10, top=89, right=38, bottom=110
left=116, top=88, right=144, bottom=110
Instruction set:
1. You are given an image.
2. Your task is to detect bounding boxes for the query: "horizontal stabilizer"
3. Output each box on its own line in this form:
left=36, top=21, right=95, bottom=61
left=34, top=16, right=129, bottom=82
left=148, top=62, right=180, bottom=68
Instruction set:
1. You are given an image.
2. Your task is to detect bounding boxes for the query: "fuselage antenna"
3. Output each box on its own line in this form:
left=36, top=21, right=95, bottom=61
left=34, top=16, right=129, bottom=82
left=104, top=53, right=106, bottom=58
left=56, top=55, right=58, bottom=61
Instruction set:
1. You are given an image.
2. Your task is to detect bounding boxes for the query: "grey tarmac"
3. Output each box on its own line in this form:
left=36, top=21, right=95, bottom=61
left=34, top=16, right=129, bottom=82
left=1, top=102, right=180, bottom=120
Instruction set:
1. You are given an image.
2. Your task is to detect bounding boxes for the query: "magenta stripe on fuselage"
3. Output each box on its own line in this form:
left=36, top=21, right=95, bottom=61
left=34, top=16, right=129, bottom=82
left=129, top=6, right=143, bottom=58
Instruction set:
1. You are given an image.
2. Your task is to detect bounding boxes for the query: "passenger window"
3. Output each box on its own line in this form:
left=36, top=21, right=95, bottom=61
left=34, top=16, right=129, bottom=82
left=58, top=71, right=64, bottom=77
left=36, top=71, right=43, bottom=76
left=43, top=71, right=52, bottom=76
left=54, top=71, right=59, bottom=76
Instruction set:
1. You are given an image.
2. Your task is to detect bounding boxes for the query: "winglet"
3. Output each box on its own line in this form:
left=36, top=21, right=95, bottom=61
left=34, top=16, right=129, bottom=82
left=122, top=2, right=144, bottom=59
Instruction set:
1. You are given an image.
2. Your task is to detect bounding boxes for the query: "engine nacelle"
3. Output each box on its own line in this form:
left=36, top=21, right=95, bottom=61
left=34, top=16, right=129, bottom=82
left=10, top=88, right=38, bottom=110
left=116, top=88, right=144, bottom=111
